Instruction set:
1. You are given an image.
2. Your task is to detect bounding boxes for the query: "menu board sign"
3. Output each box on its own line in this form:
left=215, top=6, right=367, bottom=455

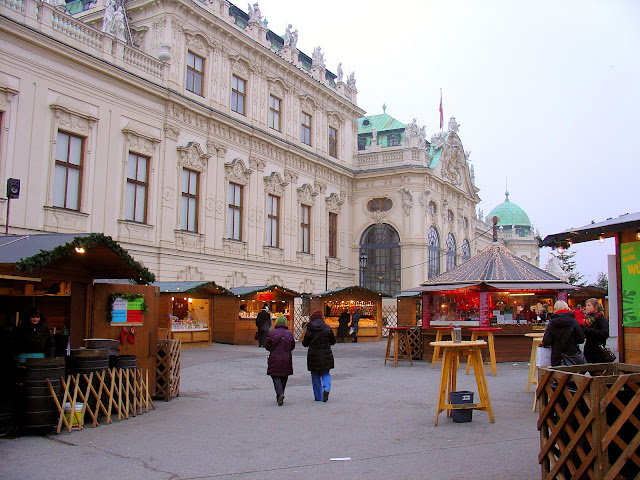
left=111, top=296, right=144, bottom=325
left=479, top=292, right=490, bottom=327
left=621, top=241, right=640, bottom=326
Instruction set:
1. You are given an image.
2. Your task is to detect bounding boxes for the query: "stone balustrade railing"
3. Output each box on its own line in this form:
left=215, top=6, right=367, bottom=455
left=1, top=0, right=167, bottom=85
left=357, top=148, right=428, bottom=169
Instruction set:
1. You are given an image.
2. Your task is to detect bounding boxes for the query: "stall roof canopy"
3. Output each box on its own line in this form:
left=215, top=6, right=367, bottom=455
left=542, top=211, right=640, bottom=247
left=414, top=243, right=574, bottom=292
left=153, top=281, right=232, bottom=295
left=0, top=233, right=155, bottom=284
left=229, top=285, right=300, bottom=297
left=307, top=286, right=390, bottom=298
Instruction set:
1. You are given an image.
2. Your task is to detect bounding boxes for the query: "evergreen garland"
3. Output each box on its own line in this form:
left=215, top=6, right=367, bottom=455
left=16, top=233, right=155, bottom=284
left=107, top=293, right=149, bottom=323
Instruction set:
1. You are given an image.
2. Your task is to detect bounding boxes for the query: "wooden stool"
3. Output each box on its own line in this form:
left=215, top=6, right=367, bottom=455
left=431, top=327, right=454, bottom=368
left=465, top=327, right=502, bottom=376
left=525, top=333, right=544, bottom=393
left=384, top=326, right=413, bottom=367
left=429, top=340, right=495, bottom=426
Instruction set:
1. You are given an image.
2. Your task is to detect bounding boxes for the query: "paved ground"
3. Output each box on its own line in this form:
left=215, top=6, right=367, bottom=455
left=0, top=337, right=619, bottom=480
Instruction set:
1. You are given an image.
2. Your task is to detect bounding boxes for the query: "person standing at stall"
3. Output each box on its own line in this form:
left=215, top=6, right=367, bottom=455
left=582, top=298, right=610, bottom=363
left=302, top=310, right=336, bottom=402
left=350, top=308, right=361, bottom=343
left=264, top=315, right=295, bottom=406
left=542, top=301, right=585, bottom=366
left=14, top=308, right=55, bottom=358
left=255, top=304, right=272, bottom=348
left=336, top=310, right=350, bottom=343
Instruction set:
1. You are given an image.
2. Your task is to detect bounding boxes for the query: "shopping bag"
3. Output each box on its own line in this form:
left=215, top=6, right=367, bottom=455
left=536, top=346, right=552, bottom=367
left=349, top=327, right=355, bottom=335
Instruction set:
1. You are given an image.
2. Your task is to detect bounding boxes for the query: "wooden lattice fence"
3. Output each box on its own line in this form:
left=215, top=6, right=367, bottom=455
left=293, top=305, right=309, bottom=341
left=156, top=339, right=180, bottom=401
left=537, top=363, right=640, bottom=480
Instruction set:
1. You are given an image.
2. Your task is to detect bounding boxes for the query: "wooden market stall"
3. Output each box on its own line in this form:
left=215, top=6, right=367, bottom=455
left=226, top=285, right=299, bottom=345
left=308, top=286, right=386, bottom=342
left=154, top=281, right=236, bottom=348
left=543, top=211, right=640, bottom=363
left=413, top=228, right=575, bottom=362
left=0, top=233, right=159, bottom=428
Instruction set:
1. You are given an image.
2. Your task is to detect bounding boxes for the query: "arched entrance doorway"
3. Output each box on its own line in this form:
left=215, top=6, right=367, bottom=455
left=360, top=223, right=401, bottom=296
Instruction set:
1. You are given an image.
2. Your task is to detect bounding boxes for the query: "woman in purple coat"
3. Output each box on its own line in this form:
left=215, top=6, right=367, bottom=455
left=264, top=315, right=295, bottom=406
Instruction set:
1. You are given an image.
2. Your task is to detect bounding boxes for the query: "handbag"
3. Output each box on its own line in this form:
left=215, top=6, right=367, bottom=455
left=600, top=344, right=616, bottom=362
left=349, top=327, right=355, bottom=335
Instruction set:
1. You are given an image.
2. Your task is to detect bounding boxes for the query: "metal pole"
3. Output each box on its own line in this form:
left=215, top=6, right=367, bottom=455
left=5, top=198, right=10, bottom=235
left=325, top=258, right=328, bottom=291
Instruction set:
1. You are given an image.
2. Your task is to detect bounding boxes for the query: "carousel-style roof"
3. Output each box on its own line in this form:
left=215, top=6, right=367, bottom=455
left=417, top=242, right=574, bottom=292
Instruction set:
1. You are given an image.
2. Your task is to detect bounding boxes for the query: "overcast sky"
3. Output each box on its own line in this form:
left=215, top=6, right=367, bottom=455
left=253, top=0, right=639, bottom=283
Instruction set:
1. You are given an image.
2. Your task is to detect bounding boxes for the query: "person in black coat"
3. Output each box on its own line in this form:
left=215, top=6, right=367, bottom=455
left=255, top=304, right=272, bottom=348
left=264, top=315, right=295, bottom=406
left=350, top=308, right=361, bottom=343
left=542, top=301, right=585, bottom=366
left=582, top=298, right=610, bottom=363
left=302, top=309, right=336, bottom=402
left=15, top=308, right=55, bottom=358
left=336, top=310, right=350, bottom=342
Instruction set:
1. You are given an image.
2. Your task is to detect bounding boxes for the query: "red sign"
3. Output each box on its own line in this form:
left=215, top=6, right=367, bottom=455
left=479, top=292, right=490, bottom=327
left=557, top=291, right=568, bottom=303
left=258, top=292, right=273, bottom=301
left=421, top=293, right=431, bottom=328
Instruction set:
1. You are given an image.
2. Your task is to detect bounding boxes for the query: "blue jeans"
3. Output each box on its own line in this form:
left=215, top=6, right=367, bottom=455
left=310, top=371, right=331, bottom=401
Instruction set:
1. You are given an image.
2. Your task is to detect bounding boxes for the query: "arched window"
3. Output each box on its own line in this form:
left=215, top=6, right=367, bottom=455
left=462, top=239, right=471, bottom=262
left=428, top=227, right=440, bottom=279
left=360, top=224, right=401, bottom=296
left=446, top=233, right=457, bottom=271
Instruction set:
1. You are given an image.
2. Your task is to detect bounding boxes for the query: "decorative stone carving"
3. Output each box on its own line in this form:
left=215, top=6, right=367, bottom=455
left=122, top=122, right=161, bottom=156
left=297, top=184, right=317, bottom=205
left=43, top=207, right=88, bottom=232
left=264, top=172, right=288, bottom=196
left=283, top=169, right=298, bottom=184
left=177, top=265, right=204, bottom=281
left=442, top=143, right=463, bottom=187
left=175, top=230, right=204, bottom=249
left=314, top=181, right=327, bottom=194
left=130, top=27, right=148, bottom=49
left=266, top=275, right=284, bottom=286
left=448, top=116, right=459, bottom=133
left=325, top=192, right=344, bottom=214
left=249, top=156, right=266, bottom=172
left=151, top=18, right=166, bottom=50
left=398, top=187, right=413, bottom=216
left=163, top=186, right=175, bottom=205
left=336, top=62, right=343, bottom=83
left=299, top=278, right=314, bottom=294
left=312, top=46, right=325, bottom=68
left=225, top=271, right=247, bottom=288
left=164, top=124, right=180, bottom=141
left=263, top=246, right=284, bottom=261
left=222, top=238, right=247, bottom=256
left=224, top=158, right=253, bottom=185
left=177, top=142, right=211, bottom=173
left=50, top=102, right=98, bottom=136
left=346, top=72, right=356, bottom=90
left=247, top=2, right=262, bottom=24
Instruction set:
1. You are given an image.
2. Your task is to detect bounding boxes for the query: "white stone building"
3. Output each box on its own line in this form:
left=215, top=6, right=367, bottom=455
left=0, top=0, right=530, bottom=295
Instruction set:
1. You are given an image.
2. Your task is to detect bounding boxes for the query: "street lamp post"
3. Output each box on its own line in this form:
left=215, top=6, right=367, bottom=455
left=359, top=252, right=368, bottom=287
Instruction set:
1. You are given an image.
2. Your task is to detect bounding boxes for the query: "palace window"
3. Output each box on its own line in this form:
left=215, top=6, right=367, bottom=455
left=269, top=95, right=281, bottom=132
left=462, top=239, right=471, bottom=262
left=301, top=112, right=312, bottom=146
left=328, top=126, right=338, bottom=158
left=125, top=152, right=149, bottom=223
left=227, top=182, right=243, bottom=240
left=367, top=197, right=393, bottom=212
left=360, top=223, right=401, bottom=296
left=328, top=212, right=337, bottom=257
left=300, top=204, right=310, bottom=253
left=53, top=131, right=84, bottom=210
left=267, top=194, right=279, bottom=247
left=388, top=134, right=401, bottom=146
left=180, top=168, right=199, bottom=231
left=446, top=233, right=457, bottom=271
left=428, top=227, right=440, bottom=278
left=231, top=75, right=246, bottom=115
left=186, top=51, right=204, bottom=96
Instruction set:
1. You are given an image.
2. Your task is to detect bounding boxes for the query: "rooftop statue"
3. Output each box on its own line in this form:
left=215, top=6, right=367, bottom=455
left=448, top=116, right=459, bottom=133
left=284, top=24, right=298, bottom=49
left=113, top=5, right=126, bottom=42
left=337, top=62, right=343, bottom=83
left=346, top=71, right=356, bottom=89
left=102, top=0, right=115, bottom=34
left=247, top=2, right=262, bottom=24
left=312, top=46, right=325, bottom=68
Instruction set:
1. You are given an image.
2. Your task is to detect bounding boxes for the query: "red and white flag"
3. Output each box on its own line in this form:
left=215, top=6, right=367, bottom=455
left=439, top=89, right=443, bottom=130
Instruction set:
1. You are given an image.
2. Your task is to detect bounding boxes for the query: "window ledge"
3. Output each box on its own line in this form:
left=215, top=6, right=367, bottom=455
left=263, top=245, right=284, bottom=261
left=43, top=206, right=88, bottom=232
left=223, top=238, right=247, bottom=256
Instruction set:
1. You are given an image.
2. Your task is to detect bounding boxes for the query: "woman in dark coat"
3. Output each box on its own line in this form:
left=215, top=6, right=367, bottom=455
left=264, top=315, right=295, bottom=406
left=542, top=301, right=585, bottom=366
left=582, top=298, right=610, bottom=363
left=336, top=310, right=350, bottom=342
left=15, top=308, right=55, bottom=358
left=350, top=308, right=361, bottom=343
left=302, top=309, right=336, bottom=402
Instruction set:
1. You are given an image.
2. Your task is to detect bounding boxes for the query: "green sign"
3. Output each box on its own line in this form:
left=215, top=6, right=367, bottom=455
left=621, top=241, right=640, bottom=326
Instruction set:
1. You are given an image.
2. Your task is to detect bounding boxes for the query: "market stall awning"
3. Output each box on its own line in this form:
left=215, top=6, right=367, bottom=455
left=0, top=233, right=155, bottom=284
left=408, top=282, right=481, bottom=292
left=484, top=282, right=578, bottom=291
left=229, top=285, right=301, bottom=297
left=542, top=211, right=640, bottom=247
left=307, top=286, right=390, bottom=298
left=153, top=281, right=232, bottom=295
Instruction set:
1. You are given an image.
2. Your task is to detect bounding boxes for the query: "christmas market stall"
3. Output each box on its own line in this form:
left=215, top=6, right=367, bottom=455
left=308, top=286, right=386, bottom=341
left=153, top=281, right=235, bottom=348
left=0, top=233, right=158, bottom=431
left=413, top=240, right=576, bottom=362
left=543, top=211, right=640, bottom=362
left=226, top=285, right=300, bottom=345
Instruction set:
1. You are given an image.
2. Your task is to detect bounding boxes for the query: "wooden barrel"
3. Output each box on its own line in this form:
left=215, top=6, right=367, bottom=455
left=84, top=338, right=119, bottom=356
left=116, top=355, right=137, bottom=370
left=19, top=357, right=65, bottom=430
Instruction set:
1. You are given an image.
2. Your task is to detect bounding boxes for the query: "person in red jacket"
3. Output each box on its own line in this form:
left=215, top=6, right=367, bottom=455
left=573, top=304, right=586, bottom=325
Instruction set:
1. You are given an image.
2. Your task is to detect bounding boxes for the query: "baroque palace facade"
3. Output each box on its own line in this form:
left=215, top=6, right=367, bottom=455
left=0, top=0, right=529, bottom=295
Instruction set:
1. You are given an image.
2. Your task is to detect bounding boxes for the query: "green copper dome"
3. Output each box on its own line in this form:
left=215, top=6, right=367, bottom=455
left=488, top=191, right=531, bottom=227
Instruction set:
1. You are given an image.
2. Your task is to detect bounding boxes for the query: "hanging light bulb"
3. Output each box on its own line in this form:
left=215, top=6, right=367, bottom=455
left=636, top=229, right=640, bottom=241
left=557, top=246, right=564, bottom=254
left=598, top=235, right=605, bottom=244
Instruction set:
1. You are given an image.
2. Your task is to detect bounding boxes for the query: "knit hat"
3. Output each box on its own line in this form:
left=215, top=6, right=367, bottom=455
left=310, top=309, right=323, bottom=320
left=276, top=315, right=287, bottom=325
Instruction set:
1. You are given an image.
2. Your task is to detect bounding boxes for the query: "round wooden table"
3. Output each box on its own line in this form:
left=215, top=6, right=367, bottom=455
left=384, top=326, right=413, bottom=367
left=431, top=327, right=455, bottom=368
left=465, top=327, right=502, bottom=377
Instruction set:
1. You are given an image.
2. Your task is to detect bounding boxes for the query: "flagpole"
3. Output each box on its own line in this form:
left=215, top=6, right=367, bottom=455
left=439, top=88, right=443, bottom=132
